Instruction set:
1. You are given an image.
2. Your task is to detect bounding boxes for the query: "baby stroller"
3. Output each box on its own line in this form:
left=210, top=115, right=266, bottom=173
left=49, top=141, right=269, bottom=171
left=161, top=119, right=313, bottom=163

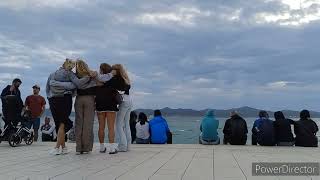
left=0, top=95, right=34, bottom=147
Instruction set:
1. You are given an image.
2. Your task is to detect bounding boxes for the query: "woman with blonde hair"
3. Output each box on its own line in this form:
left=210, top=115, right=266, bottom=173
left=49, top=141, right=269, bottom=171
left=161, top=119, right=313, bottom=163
left=46, top=58, right=90, bottom=155
left=112, top=64, right=132, bottom=152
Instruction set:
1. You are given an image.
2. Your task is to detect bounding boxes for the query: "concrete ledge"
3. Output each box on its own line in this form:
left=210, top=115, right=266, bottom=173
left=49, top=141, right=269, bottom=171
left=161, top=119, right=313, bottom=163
left=0, top=143, right=319, bottom=180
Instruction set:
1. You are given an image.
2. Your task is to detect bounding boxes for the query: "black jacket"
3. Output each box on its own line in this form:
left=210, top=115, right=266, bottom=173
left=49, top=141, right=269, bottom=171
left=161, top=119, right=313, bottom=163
left=223, top=115, right=248, bottom=145
left=294, top=119, right=319, bottom=147
left=105, top=76, right=131, bottom=95
left=1, top=85, right=23, bottom=115
left=274, top=118, right=295, bottom=143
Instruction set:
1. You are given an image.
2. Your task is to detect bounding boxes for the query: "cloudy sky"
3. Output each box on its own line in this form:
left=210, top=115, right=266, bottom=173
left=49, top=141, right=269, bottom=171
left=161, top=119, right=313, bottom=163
left=0, top=0, right=320, bottom=111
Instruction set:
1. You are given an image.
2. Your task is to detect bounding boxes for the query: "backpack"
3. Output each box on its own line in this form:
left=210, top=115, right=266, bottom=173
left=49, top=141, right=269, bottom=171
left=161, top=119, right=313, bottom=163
left=257, top=120, right=276, bottom=146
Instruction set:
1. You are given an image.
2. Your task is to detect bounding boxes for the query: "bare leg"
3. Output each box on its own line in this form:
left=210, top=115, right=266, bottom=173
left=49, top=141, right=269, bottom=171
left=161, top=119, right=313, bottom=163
left=56, top=123, right=65, bottom=148
left=97, top=112, right=106, bottom=144
left=106, top=112, right=116, bottom=143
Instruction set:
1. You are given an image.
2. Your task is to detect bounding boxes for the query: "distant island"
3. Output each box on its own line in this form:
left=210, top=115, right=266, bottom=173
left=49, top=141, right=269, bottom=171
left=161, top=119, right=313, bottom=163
left=43, top=106, right=320, bottom=118
left=134, top=106, right=320, bottom=118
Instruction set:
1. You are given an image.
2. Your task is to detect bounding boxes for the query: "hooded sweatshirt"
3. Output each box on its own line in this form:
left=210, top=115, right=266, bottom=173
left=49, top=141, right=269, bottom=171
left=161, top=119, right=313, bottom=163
left=149, top=115, right=170, bottom=144
left=200, top=110, right=219, bottom=141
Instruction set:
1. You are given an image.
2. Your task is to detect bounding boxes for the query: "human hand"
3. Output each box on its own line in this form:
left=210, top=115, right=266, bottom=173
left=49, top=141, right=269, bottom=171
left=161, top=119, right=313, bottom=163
left=90, top=71, right=98, bottom=78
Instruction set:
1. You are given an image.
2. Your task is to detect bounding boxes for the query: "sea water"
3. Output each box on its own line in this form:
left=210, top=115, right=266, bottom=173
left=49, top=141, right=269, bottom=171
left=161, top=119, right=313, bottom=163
left=5, top=116, right=319, bottom=144
left=90, top=116, right=320, bottom=144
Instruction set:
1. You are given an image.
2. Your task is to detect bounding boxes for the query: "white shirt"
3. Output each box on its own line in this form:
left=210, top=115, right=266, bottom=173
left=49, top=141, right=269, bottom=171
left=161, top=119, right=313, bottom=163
left=136, top=122, right=150, bottom=140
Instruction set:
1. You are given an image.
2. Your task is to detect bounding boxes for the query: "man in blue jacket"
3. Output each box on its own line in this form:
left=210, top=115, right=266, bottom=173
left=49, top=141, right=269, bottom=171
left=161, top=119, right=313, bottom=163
left=149, top=110, right=172, bottom=144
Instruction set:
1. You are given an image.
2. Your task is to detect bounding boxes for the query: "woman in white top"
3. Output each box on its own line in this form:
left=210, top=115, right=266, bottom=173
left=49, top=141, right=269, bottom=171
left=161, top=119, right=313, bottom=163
left=135, top=112, right=150, bottom=144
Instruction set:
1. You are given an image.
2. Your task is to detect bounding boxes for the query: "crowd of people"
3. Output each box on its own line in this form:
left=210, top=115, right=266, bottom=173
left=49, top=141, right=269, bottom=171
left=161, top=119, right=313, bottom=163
left=1, top=59, right=133, bottom=155
left=0, top=58, right=319, bottom=157
left=195, top=109, right=319, bottom=147
left=129, top=110, right=172, bottom=144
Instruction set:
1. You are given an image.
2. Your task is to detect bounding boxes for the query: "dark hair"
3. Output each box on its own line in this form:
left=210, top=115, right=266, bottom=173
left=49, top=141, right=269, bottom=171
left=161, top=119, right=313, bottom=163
left=100, top=63, right=112, bottom=74
left=274, top=111, right=285, bottom=121
left=138, top=112, right=148, bottom=125
left=12, top=78, right=22, bottom=84
left=154, top=110, right=162, bottom=117
left=300, top=110, right=310, bottom=120
left=259, top=110, right=269, bottom=118
left=130, top=111, right=137, bottom=123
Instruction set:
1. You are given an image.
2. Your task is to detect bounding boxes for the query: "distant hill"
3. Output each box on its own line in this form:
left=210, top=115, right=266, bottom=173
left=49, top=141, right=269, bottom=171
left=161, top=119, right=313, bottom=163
left=134, top=106, right=320, bottom=118
left=42, top=106, right=320, bottom=118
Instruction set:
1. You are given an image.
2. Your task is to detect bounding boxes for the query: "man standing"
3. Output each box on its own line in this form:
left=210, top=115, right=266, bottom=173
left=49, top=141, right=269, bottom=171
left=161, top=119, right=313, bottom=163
left=1, top=78, right=24, bottom=128
left=25, top=85, right=46, bottom=141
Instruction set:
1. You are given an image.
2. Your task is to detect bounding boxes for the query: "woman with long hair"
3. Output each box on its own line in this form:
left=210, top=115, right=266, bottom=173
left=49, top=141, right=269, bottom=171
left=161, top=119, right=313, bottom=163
left=73, top=60, right=97, bottom=154
left=95, top=63, right=120, bottom=154
left=135, top=112, right=150, bottom=144
left=273, top=111, right=295, bottom=146
left=46, top=59, right=90, bottom=155
left=112, top=64, right=133, bottom=152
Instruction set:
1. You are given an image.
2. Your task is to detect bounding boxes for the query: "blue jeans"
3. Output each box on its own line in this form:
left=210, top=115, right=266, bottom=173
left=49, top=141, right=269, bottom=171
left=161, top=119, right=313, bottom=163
left=26, top=118, right=41, bottom=141
left=116, top=97, right=133, bottom=152
left=199, top=133, right=220, bottom=145
left=136, top=138, right=150, bottom=144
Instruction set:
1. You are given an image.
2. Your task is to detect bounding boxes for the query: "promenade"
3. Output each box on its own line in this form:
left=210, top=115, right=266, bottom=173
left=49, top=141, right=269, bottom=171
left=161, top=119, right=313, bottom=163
left=0, top=142, right=319, bottom=180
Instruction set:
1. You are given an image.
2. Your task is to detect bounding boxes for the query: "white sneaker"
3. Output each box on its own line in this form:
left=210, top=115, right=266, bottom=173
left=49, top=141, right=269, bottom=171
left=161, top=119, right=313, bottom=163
left=50, top=148, right=61, bottom=155
left=109, top=143, right=118, bottom=154
left=100, top=144, right=106, bottom=153
left=61, top=147, right=69, bottom=155
left=76, top=152, right=82, bottom=155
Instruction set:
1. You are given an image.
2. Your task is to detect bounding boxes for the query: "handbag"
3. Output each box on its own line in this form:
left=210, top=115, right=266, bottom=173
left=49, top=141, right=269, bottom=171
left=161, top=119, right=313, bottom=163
left=114, top=90, right=123, bottom=105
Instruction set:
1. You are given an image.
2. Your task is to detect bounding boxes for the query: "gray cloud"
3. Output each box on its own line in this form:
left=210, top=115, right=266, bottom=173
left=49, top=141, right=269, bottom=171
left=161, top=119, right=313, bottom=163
left=0, top=0, right=320, bottom=111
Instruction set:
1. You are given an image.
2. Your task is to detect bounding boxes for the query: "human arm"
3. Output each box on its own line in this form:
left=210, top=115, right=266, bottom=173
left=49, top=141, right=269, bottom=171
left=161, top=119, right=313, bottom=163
left=95, top=73, right=114, bottom=83
left=223, top=119, right=230, bottom=134
left=41, top=124, right=55, bottom=135
left=50, top=80, right=76, bottom=90
left=164, top=119, right=170, bottom=133
left=39, top=97, right=46, bottom=117
left=252, top=120, right=257, bottom=134
left=68, top=72, right=90, bottom=88
left=46, top=74, right=52, bottom=98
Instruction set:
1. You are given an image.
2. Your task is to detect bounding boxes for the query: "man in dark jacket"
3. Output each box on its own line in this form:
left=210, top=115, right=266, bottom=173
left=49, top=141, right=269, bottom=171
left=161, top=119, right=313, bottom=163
left=294, top=110, right=319, bottom=147
left=252, top=111, right=276, bottom=146
left=1, top=78, right=23, bottom=128
left=274, top=111, right=295, bottom=146
left=223, top=111, right=248, bottom=145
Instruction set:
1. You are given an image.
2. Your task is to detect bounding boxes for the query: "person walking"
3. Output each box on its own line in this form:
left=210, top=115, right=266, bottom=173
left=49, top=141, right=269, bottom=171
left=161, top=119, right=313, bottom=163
left=25, top=85, right=46, bottom=142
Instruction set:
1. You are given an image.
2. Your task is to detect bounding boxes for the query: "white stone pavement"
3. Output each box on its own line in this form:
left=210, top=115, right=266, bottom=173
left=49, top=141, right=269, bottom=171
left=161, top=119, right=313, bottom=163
left=0, top=142, right=319, bottom=180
